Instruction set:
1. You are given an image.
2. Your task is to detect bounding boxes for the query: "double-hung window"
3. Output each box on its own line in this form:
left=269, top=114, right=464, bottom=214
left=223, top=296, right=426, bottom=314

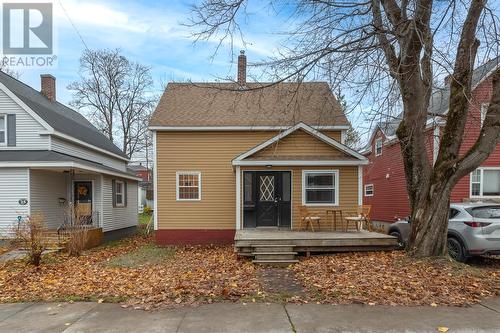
left=375, top=138, right=383, bottom=156
left=115, top=180, right=125, bottom=206
left=364, top=184, right=374, bottom=196
left=176, top=172, right=201, bottom=200
left=471, top=168, right=500, bottom=197
left=302, top=170, right=338, bottom=205
left=0, top=115, right=6, bottom=145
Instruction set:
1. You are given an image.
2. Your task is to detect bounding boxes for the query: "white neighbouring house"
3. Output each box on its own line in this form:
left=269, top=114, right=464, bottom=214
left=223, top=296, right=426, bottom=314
left=0, top=72, right=140, bottom=238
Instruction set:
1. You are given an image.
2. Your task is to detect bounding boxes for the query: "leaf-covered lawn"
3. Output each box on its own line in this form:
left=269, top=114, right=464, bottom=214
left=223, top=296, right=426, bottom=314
left=0, top=237, right=260, bottom=309
left=0, top=236, right=498, bottom=309
left=293, top=252, right=499, bottom=306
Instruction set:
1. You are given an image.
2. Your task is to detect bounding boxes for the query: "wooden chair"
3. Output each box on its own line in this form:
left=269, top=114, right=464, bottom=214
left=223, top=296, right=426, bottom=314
left=344, top=205, right=372, bottom=232
left=299, top=206, right=321, bottom=232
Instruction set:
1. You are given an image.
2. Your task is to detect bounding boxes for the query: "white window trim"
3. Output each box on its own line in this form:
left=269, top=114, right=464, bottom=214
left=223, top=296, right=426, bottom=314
left=0, top=114, right=6, bottom=146
left=302, top=170, right=339, bottom=206
left=470, top=167, right=500, bottom=198
left=364, top=184, right=374, bottom=197
left=375, top=137, right=383, bottom=156
left=176, top=171, right=202, bottom=201
left=115, top=180, right=125, bottom=207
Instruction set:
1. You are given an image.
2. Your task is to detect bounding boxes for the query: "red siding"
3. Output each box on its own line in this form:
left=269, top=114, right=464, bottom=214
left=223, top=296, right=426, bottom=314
left=364, top=74, right=500, bottom=222
left=156, top=229, right=235, bottom=245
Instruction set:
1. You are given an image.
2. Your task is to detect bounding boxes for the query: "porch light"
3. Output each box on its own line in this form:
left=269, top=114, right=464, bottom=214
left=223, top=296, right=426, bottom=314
left=266, top=165, right=272, bottom=168
left=58, top=197, right=67, bottom=205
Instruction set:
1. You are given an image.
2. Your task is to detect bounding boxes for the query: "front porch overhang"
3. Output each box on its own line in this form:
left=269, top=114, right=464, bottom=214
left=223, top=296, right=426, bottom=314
left=232, top=159, right=369, bottom=166
left=0, top=151, right=141, bottom=181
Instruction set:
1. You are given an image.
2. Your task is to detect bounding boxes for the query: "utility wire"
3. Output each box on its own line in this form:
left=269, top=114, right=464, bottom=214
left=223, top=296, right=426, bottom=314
left=57, top=0, right=90, bottom=51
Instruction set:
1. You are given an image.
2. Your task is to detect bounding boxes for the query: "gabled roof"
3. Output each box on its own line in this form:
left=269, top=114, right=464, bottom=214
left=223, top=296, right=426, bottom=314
left=232, top=122, right=367, bottom=166
left=150, top=82, right=350, bottom=128
left=366, top=56, right=500, bottom=146
left=0, top=71, right=128, bottom=159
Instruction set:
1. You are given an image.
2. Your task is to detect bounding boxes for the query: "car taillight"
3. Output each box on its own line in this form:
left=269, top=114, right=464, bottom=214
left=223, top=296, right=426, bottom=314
left=464, top=221, right=491, bottom=228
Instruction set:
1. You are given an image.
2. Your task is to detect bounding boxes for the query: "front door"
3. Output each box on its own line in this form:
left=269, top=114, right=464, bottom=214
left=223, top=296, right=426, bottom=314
left=249, top=171, right=291, bottom=228
left=74, top=181, right=93, bottom=223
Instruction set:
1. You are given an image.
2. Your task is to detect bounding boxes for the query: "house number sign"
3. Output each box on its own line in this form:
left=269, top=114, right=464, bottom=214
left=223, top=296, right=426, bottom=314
left=18, top=198, right=28, bottom=205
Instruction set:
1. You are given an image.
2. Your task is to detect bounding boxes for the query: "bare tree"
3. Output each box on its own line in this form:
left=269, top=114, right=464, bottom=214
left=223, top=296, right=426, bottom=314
left=189, top=0, right=500, bottom=257
left=68, top=49, right=155, bottom=158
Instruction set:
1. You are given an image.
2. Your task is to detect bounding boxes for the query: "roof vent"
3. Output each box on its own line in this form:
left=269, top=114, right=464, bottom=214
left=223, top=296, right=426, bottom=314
left=41, top=74, right=56, bottom=102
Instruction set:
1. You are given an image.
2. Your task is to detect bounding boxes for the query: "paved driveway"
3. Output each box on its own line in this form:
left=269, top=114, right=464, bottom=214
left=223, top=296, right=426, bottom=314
left=0, top=298, right=499, bottom=333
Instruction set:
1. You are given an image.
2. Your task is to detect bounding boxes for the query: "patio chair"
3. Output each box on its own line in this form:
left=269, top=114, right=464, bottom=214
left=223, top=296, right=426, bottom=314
left=344, top=205, right=372, bottom=232
left=299, top=206, right=321, bottom=232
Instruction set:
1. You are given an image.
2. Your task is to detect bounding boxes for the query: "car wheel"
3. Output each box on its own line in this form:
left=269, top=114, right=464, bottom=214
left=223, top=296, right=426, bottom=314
left=389, top=231, right=405, bottom=250
left=447, top=237, right=466, bottom=262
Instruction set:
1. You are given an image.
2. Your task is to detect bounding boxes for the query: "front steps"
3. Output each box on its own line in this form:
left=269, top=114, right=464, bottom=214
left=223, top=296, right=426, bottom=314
left=251, top=244, right=298, bottom=265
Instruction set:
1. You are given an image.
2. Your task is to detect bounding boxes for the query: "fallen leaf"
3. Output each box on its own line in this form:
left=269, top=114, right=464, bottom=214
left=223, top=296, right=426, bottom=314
left=437, top=327, right=449, bottom=332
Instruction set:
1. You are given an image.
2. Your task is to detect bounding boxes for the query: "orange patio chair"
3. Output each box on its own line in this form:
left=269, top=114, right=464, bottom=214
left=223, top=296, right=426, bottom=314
left=299, top=206, right=321, bottom=232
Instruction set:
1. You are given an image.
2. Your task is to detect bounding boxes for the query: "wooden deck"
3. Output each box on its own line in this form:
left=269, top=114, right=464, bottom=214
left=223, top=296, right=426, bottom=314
left=235, top=229, right=398, bottom=256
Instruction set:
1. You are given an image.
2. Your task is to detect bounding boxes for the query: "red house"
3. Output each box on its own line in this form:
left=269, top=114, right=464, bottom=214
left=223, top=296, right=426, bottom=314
left=363, top=58, right=500, bottom=224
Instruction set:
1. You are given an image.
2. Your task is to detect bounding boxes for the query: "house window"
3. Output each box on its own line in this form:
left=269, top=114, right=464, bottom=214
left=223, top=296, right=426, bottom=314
left=480, top=103, right=489, bottom=126
left=302, top=170, right=338, bottom=205
left=176, top=172, right=201, bottom=200
left=0, top=115, right=6, bottom=145
left=471, top=168, right=500, bottom=197
left=375, top=138, right=383, bottom=156
left=364, top=184, right=374, bottom=196
left=115, top=180, right=125, bottom=206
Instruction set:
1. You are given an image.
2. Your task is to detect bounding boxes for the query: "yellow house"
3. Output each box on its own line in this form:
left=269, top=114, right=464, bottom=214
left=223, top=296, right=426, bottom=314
left=150, top=53, right=368, bottom=245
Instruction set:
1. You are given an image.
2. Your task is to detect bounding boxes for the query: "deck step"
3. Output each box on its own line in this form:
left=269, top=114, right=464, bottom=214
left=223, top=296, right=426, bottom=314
left=252, top=259, right=299, bottom=266
left=252, top=252, right=297, bottom=261
left=252, top=245, right=295, bottom=253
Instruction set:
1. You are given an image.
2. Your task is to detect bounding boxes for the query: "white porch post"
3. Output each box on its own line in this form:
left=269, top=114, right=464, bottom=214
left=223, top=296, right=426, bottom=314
left=358, top=165, right=363, bottom=206
left=236, top=166, right=241, bottom=230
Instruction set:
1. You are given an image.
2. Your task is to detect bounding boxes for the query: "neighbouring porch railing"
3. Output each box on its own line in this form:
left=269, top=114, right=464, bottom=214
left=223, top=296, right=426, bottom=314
left=57, top=211, right=101, bottom=233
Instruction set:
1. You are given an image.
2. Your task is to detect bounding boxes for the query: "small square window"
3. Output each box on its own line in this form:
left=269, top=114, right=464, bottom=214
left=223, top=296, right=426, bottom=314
left=177, top=172, right=201, bottom=200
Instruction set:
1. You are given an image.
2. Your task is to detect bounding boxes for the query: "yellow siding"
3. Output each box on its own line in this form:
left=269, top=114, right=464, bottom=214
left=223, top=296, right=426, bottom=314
left=156, top=130, right=348, bottom=230
left=323, top=130, right=342, bottom=142
left=253, top=129, right=349, bottom=158
left=240, top=166, right=360, bottom=231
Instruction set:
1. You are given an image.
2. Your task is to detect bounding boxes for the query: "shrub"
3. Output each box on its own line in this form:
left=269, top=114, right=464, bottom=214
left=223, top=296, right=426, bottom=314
left=138, top=214, right=153, bottom=237
left=63, top=205, right=89, bottom=257
left=12, top=212, right=47, bottom=266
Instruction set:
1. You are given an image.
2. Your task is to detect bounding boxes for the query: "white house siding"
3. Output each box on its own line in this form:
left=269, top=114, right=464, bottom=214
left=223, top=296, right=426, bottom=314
left=30, top=170, right=68, bottom=230
left=102, top=175, right=138, bottom=232
left=0, top=89, right=49, bottom=150
left=0, top=168, right=29, bottom=236
left=72, top=173, right=103, bottom=228
left=51, top=137, right=126, bottom=172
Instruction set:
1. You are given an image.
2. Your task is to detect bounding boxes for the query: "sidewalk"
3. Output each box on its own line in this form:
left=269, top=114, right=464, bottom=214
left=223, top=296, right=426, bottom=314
left=0, top=298, right=499, bottom=333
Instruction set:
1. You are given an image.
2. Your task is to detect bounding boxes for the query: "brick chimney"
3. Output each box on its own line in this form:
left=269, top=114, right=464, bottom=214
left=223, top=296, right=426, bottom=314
left=237, top=50, right=246, bottom=85
left=41, top=74, right=56, bottom=102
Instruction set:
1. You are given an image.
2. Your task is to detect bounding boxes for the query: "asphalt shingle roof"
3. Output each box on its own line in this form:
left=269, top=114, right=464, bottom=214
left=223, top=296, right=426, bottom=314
left=0, top=71, right=128, bottom=159
left=150, top=82, right=349, bottom=127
